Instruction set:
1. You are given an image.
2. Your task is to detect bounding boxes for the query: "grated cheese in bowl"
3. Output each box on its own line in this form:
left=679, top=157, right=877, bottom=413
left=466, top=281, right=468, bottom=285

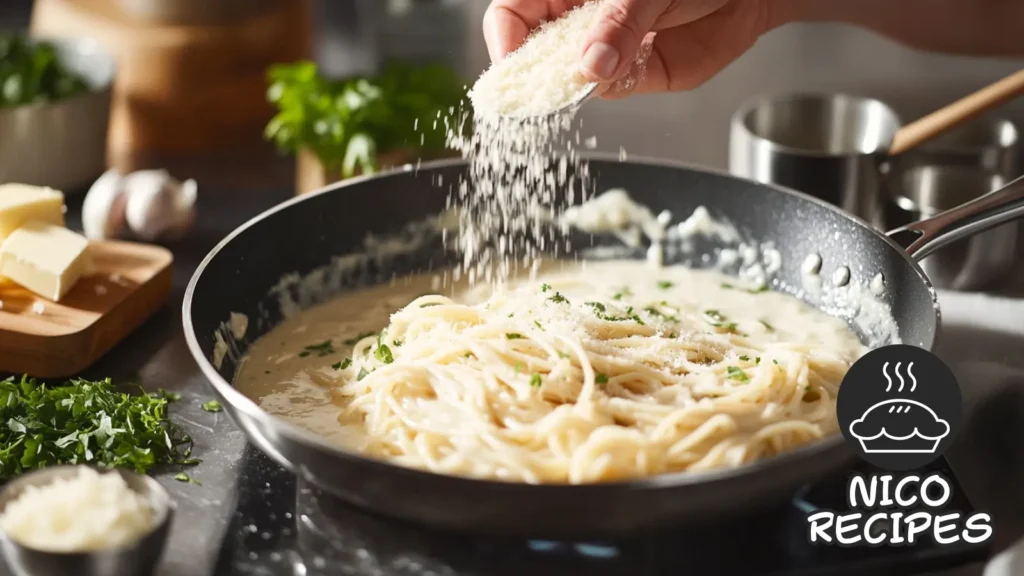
left=469, top=0, right=605, bottom=118
left=0, top=467, right=158, bottom=553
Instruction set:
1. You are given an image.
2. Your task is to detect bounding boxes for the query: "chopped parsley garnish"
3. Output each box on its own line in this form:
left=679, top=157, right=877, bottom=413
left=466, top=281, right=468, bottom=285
left=773, top=359, right=779, bottom=365
left=174, top=472, right=201, bottom=485
left=333, top=358, right=352, bottom=370
left=534, top=320, right=544, bottom=330
left=393, top=339, right=403, bottom=347
left=299, top=340, right=335, bottom=358
left=739, top=355, right=750, bottom=361
left=595, top=373, right=609, bottom=385
left=760, top=320, right=775, bottom=332
left=158, top=390, right=181, bottom=402
left=656, top=280, right=673, bottom=290
left=343, top=331, right=376, bottom=346
left=756, top=357, right=761, bottom=365
left=557, top=351, right=571, bottom=359
left=374, top=344, right=394, bottom=364
left=727, top=367, right=749, bottom=383
left=0, top=376, right=197, bottom=481
left=704, top=310, right=739, bottom=333
left=357, top=367, right=370, bottom=380
left=612, top=287, right=632, bottom=301
left=514, top=363, right=523, bottom=374
left=721, top=282, right=769, bottom=294
left=505, top=333, right=525, bottom=340
left=704, top=309, right=725, bottom=322
left=541, top=283, right=552, bottom=292
left=529, top=374, right=543, bottom=388
left=547, top=292, right=569, bottom=304
left=201, top=400, right=222, bottom=413
left=643, top=306, right=678, bottom=323
left=587, top=302, right=645, bottom=325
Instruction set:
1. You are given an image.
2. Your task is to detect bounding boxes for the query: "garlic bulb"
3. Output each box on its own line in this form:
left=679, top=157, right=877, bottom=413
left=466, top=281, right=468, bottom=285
left=123, top=170, right=197, bottom=242
left=82, top=169, right=129, bottom=240
left=81, top=169, right=197, bottom=242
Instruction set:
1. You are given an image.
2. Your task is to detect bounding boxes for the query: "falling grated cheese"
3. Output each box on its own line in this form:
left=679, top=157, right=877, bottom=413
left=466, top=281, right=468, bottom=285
left=0, top=467, right=156, bottom=552
left=469, top=1, right=605, bottom=118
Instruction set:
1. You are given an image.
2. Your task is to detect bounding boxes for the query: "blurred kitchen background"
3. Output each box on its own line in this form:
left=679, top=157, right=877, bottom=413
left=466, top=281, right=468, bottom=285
left=5, top=0, right=1024, bottom=183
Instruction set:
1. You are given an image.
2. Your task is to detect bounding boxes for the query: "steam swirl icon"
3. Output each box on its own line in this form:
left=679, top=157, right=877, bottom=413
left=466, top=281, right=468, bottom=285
left=848, top=362, right=951, bottom=454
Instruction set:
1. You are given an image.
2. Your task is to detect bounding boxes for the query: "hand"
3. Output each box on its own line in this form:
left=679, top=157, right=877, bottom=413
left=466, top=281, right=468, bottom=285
left=483, top=0, right=776, bottom=98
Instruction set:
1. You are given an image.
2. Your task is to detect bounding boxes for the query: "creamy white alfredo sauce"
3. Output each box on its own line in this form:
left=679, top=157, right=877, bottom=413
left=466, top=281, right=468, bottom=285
left=234, top=260, right=867, bottom=449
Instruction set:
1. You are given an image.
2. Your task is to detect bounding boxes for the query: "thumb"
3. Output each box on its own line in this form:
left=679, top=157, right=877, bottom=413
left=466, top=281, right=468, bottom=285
left=581, top=0, right=670, bottom=82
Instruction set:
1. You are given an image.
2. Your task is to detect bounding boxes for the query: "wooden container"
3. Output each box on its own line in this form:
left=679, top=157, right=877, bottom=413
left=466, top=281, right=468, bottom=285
left=30, top=0, right=313, bottom=173
left=295, top=148, right=459, bottom=196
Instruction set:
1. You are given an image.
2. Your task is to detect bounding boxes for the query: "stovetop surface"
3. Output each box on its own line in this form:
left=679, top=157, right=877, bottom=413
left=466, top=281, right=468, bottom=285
left=213, top=449, right=990, bottom=576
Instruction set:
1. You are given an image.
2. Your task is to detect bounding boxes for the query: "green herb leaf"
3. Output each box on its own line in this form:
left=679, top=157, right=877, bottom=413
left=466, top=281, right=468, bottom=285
left=264, top=60, right=470, bottom=178
left=357, top=367, right=370, bottom=380
left=301, top=340, right=335, bottom=358
left=201, top=400, right=222, bottom=413
left=533, top=320, right=544, bottom=331
left=158, top=390, right=181, bottom=402
left=174, top=472, right=201, bottom=485
left=557, top=351, right=571, bottom=359
left=727, top=367, right=750, bottom=383
left=721, top=282, right=768, bottom=294
left=595, top=373, right=609, bottom=385
left=540, top=283, right=551, bottom=292
left=656, top=280, right=673, bottom=289
left=334, top=358, right=352, bottom=370
left=739, top=355, right=750, bottom=361
left=547, top=292, right=569, bottom=304
left=0, top=35, right=91, bottom=110
left=505, top=333, right=525, bottom=340
left=760, top=320, right=775, bottom=332
left=0, top=376, right=197, bottom=481
left=343, top=332, right=377, bottom=346
left=529, top=374, right=543, bottom=388
left=374, top=343, right=394, bottom=364
left=612, top=287, right=632, bottom=301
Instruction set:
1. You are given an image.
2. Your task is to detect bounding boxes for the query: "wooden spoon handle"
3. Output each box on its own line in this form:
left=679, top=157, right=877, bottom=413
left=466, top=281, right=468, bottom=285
left=890, top=68, right=1024, bottom=156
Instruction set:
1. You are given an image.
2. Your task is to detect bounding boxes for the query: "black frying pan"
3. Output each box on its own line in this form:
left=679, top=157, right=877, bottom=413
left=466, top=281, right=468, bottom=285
left=183, top=154, right=1024, bottom=538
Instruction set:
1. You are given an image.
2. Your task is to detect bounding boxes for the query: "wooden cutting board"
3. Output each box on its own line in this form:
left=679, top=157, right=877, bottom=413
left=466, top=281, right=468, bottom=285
left=0, top=240, right=173, bottom=378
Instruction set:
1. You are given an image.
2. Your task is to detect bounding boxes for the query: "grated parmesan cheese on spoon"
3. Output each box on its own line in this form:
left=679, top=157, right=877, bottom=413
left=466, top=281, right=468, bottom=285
left=0, top=467, right=156, bottom=552
left=469, top=0, right=605, bottom=118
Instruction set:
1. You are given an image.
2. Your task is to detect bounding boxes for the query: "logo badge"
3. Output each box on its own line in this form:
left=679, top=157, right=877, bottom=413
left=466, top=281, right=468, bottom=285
left=837, top=345, right=962, bottom=471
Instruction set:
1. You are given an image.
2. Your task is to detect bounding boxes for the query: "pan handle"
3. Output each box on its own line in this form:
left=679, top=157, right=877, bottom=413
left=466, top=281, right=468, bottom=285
left=886, top=173, right=1024, bottom=261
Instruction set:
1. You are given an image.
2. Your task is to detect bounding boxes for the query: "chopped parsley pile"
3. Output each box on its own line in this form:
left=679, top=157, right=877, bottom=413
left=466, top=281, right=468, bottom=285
left=0, top=376, right=198, bottom=481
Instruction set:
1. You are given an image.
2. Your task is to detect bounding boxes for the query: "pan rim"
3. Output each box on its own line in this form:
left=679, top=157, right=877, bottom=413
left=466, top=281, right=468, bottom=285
left=182, top=152, right=938, bottom=493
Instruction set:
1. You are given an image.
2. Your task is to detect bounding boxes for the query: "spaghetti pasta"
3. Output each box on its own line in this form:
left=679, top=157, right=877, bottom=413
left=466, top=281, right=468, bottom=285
left=288, top=260, right=868, bottom=484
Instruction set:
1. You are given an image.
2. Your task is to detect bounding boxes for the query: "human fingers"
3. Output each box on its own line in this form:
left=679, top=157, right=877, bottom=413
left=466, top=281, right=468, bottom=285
left=601, top=0, right=770, bottom=98
left=580, top=0, right=729, bottom=82
left=483, top=0, right=588, bottom=61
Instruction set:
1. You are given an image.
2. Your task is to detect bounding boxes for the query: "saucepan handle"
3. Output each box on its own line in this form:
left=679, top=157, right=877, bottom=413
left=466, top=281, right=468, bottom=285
left=886, top=173, right=1024, bottom=261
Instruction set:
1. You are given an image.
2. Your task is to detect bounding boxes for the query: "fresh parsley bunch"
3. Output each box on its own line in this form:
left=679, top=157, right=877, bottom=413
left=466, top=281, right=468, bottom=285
left=0, top=376, right=196, bottom=481
left=264, top=60, right=471, bottom=178
left=0, top=34, right=90, bottom=109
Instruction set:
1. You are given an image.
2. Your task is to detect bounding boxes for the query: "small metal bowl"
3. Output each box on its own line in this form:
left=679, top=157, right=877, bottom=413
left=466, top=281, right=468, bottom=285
left=0, top=466, right=174, bottom=576
left=0, top=36, right=116, bottom=191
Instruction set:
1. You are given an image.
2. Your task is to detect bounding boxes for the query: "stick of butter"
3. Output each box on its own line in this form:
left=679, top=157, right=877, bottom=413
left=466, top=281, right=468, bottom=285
left=0, top=223, right=90, bottom=301
left=0, top=184, right=65, bottom=241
